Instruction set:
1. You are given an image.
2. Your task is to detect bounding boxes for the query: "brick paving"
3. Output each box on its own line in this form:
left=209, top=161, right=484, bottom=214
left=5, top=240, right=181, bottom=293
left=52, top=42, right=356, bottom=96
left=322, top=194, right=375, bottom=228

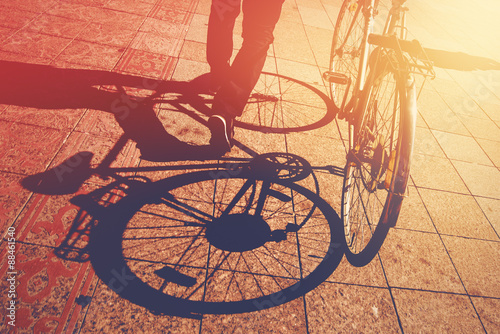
left=0, top=0, right=499, bottom=333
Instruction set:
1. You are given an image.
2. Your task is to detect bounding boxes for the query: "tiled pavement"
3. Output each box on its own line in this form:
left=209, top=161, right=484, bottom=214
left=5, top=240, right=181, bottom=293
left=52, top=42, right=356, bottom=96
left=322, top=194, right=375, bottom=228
left=0, top=0, right=499, bottom=332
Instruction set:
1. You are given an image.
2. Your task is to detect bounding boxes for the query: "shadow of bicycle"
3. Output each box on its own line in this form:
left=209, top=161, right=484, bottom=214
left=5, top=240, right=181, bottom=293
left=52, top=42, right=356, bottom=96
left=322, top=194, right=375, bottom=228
left=49, top=153, right=344, bottom=318
left=9, top=61, right=343, bottom=318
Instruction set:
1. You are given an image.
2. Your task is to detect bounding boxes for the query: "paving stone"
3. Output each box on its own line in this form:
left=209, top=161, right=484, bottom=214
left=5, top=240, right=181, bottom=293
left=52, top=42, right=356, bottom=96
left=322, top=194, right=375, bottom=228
left=306, top=282, right=400, bottom=333
left=419, top=188, right=498, bottom=240
left=1, top=0, right=499, bottom=332
left=392, top=289, right=484, bottom=333
left=442, top=236, right=500, bottom=298
left=378, top=229, right=464, bottom=293
left=452, top=160, right=500, bottom=199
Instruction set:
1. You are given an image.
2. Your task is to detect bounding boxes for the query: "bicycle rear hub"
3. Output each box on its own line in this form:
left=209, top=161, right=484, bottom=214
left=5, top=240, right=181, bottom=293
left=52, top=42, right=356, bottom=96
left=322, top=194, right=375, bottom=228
left=206, top=214, right=272, bottom=252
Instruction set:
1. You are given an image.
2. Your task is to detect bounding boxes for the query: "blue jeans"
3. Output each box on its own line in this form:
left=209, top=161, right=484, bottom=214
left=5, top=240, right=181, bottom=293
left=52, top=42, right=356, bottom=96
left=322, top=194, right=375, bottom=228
left=207, top=0, right=284, bottom=118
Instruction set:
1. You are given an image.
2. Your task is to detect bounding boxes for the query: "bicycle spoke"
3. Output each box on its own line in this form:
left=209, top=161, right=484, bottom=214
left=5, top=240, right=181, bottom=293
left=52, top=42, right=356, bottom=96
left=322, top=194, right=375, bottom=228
left=94, top=169, right=344, bottom=313
left=341, top=48, right=404, bottom=264
left=237, top=72, right=333, bottom=133
left=329, top=0, right=369, bottom=108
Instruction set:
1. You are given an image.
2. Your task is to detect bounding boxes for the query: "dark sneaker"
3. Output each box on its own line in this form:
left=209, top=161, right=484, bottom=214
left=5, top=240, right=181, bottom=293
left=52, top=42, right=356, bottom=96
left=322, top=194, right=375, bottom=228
left=208, top=115, right=232, bottom=153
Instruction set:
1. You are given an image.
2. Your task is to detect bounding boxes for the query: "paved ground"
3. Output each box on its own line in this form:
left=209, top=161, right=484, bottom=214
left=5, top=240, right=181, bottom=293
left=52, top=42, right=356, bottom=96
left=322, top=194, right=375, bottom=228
left=0, top=0, right=499, bottom=333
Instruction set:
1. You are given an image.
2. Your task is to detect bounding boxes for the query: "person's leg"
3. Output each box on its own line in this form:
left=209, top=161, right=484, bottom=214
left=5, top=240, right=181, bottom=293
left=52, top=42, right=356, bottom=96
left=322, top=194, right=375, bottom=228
left=209, top=0, right=284, bottom=153
left=206, top=0, right=241, bottom=89
left=212, top=0, right=285, bottom=119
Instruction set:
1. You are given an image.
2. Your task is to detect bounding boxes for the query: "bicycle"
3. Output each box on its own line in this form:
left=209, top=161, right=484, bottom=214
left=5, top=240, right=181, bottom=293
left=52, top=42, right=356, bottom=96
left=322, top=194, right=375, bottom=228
left=323, top=0, right=435, bottom=266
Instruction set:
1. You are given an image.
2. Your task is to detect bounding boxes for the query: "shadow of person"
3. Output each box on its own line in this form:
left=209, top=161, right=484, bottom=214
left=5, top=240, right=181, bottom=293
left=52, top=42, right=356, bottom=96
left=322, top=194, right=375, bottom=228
left=0, top=60, right=150, bottom=109
left=3, top=60, right=236, bottom=196
left=0, top=60, right=223, bottom=164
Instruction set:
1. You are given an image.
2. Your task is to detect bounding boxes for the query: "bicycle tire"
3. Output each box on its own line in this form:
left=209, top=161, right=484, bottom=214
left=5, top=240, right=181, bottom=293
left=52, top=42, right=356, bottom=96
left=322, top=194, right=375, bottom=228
left=89, top=169, right=344, bottom=315
left=329, top=0, right=370, bottom=110
left=341, top=50, right=416, bottom=267
left=235, top=72, right=335, bottom=134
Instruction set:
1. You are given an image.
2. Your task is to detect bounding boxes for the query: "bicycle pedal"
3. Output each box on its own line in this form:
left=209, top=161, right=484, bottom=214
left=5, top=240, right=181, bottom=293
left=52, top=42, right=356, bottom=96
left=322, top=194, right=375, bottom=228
left=322, top=71, right=350, bottom=85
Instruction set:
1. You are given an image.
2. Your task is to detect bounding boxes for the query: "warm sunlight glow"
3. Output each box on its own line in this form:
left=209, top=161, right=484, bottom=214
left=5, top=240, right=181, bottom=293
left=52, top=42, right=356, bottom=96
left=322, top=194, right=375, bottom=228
left=376, top=1, right=500, bottom=71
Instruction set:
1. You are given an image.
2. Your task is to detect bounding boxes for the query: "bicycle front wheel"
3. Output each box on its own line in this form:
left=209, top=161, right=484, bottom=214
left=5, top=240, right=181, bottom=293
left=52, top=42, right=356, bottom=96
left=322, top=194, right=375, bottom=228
left=341, top=55, right=415, bottom=267
left=236, top=72, right=335, bottom=133
left=329, top=0, right=370, bottom=109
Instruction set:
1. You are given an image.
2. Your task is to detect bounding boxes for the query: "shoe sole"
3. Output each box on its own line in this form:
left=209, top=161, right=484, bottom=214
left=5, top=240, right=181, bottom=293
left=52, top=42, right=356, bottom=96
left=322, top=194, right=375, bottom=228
left=208, top=115, right=231, bottom=152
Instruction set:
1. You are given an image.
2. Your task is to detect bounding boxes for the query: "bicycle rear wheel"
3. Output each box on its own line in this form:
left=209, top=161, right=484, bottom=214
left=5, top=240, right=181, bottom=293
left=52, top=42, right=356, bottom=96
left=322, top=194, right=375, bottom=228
left=341, top=51, right=415, bottom=267
left=329, top=0, right=371, bottom=109
left=90, top=169, right=344, bottom=315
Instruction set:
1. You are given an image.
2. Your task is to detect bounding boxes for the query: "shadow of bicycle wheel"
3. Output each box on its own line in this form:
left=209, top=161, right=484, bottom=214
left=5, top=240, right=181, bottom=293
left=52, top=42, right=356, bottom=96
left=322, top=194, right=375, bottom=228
left=66, top=155, right=345, bottom=317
